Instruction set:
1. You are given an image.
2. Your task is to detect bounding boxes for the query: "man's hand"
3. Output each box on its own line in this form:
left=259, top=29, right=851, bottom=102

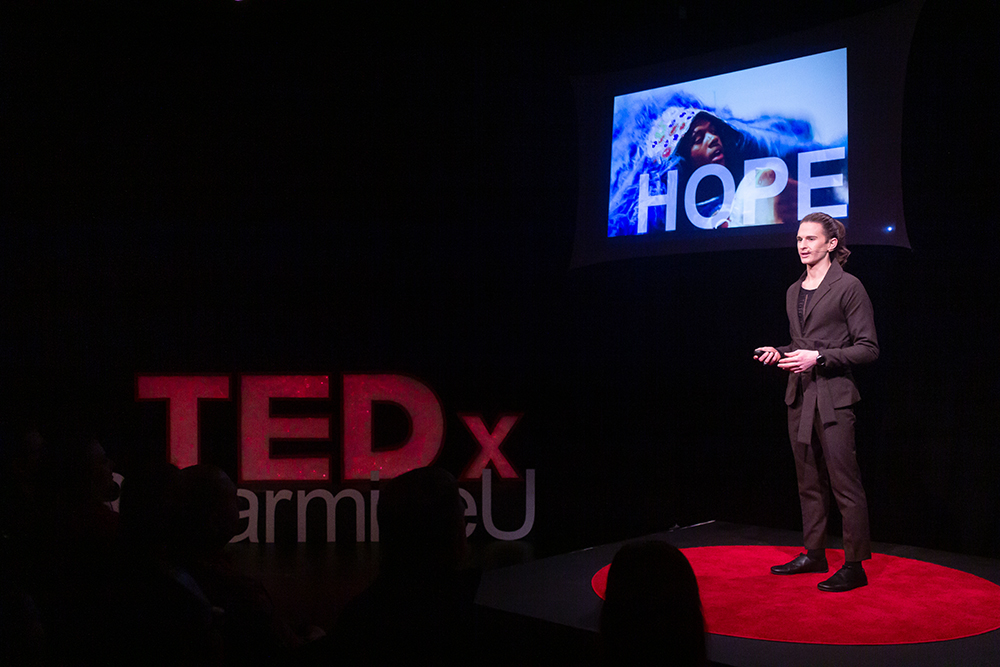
left=777, top=349, right=820, bottom=374
left=754, top=346, right=781, bottom=365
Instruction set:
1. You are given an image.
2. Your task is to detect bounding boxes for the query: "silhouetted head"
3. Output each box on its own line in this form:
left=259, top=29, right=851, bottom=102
left=600, top=540, right=706, bottom=666
left=44, top=435, right=116, bottom=506
left=118, top=460, right=182, bottom=554
left=377, top=467, right=467, bottom=577
left=176, top=464, right=240, bottom=560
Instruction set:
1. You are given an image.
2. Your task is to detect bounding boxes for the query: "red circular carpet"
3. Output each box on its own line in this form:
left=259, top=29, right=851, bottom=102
left=591, top=544, right=1000, bottom=645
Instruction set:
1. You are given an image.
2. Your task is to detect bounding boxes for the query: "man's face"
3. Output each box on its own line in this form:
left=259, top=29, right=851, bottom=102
left=796, top=222, right=836, bottom=267
left=687, top=119, right=725, bottom=167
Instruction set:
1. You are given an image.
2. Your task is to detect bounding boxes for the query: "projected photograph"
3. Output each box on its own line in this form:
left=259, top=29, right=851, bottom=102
left=608, top=49, right=848, bottom=237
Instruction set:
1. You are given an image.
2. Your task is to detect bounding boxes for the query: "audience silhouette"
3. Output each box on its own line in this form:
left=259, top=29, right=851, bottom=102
left=599, top=540, right=707, bottom=666
left=4, top=415, right=670, bottom=667
left=317, top=466, right=481, bottom=666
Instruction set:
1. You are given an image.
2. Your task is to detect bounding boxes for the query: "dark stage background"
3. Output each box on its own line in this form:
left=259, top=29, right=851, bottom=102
left=3, top=0, right=999, bottom=559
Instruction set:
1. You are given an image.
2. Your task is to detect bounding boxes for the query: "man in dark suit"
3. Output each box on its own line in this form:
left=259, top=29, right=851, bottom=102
left=755, top=212, right=878, bottom=592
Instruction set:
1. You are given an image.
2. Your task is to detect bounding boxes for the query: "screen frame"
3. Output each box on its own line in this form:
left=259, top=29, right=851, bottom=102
left=571, top=0, right=922, bottom=268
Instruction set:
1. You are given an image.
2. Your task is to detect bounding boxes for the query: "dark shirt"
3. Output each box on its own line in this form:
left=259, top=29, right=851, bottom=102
left=797, top=286, right=815, bottom=329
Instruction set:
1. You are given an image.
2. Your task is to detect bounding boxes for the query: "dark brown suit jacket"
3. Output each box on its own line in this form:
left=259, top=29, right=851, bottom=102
left=778, top=260, right=878, bottom=443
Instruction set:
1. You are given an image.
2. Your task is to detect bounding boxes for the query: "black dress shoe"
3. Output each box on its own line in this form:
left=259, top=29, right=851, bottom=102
left=818, top=565, right=868, bottom=592
left=770, top=553, right=829, bottom=575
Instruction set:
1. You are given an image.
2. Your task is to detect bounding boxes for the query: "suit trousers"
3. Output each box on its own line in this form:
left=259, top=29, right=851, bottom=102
left=787, top=400, right=872, bottom=562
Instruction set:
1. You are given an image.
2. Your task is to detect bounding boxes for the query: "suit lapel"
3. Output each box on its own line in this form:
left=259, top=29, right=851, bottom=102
left=803, top=261, right=841, bottom=327
left=788, top=273, right=805, bottom=339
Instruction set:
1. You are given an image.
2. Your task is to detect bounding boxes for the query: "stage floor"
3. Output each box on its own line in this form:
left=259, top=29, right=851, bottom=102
left=474, top=521, right=1000, bottom=666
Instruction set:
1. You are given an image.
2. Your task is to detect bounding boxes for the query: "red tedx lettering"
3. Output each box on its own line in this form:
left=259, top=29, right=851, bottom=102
left=136, top=375, right=230, bottom=468
left=342, top=374, right=444, bottom=480
left=240, top=375, right=331, bottom=482
left=138, top=374, right=506, bottom=484
left=459, top=414, right=521, bottom=480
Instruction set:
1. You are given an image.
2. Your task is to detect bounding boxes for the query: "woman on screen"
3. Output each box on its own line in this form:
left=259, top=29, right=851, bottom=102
left=608, top=94, right=829, bottom=235
left=648, top=105, right=807, bottom=227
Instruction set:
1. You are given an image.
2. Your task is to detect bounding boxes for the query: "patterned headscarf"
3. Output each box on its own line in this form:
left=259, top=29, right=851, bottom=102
left=645, top=107, right=725, bottom=161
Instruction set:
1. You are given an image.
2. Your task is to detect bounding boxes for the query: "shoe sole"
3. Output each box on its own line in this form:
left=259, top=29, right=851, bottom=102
left=770, top=565, right=829, bottom=575
left=818, top=580, right=868, bottom=592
